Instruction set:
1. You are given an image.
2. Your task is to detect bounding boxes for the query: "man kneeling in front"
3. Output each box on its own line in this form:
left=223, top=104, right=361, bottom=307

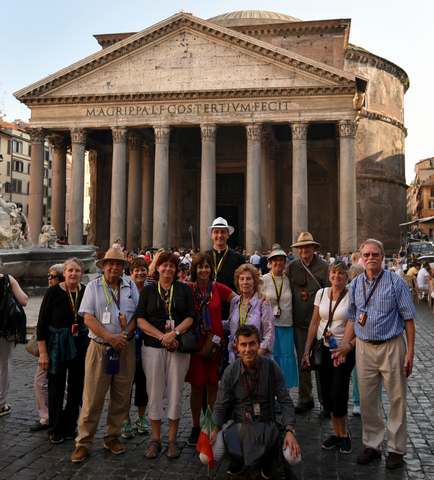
left=211, top=325, right=301, bottom=479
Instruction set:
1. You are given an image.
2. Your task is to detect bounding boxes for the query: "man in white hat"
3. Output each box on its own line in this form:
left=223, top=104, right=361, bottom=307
left=70, top=248, right=140, bottom=463
left=287, top=232, right=329, bottom=413
left=206, top=217, right=244, bottom=291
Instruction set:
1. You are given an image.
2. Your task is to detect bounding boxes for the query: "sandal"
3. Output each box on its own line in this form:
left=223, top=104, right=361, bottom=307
left=144, top=439, right=162, bottom=459
left=0, top=404, right=11, bottom=417
left=166, top=441, right=181, bottom=459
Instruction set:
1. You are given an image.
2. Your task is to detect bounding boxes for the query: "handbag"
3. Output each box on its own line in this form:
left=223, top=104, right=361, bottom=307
left=198, top=332, right=221, bottom=359
left=308, top=338, right=323, bottom=370
left=25, top=336, right=40, bottom=357
left=0, top=275, right=27, bottom=344
left=177, top=329, right=199, bottom=354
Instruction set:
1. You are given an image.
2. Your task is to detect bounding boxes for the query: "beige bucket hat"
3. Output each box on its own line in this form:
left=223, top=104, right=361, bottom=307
left=96, top=247, right=128, bottom=269
left=290, top=232, right=320, bottom=248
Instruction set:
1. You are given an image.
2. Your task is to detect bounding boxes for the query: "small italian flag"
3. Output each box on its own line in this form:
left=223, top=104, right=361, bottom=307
left=197, top=406, right=216, bottom=469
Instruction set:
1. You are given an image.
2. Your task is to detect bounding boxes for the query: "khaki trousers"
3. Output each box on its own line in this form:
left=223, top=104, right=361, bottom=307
left=294, top=327, right=313, bottom=404
left=356, top=335, right=407, bottom=454
left=0, top=338, right=13, bottom=408
left=75, top=340, right=135, bottom=448
left=34, top=364, right=48, bottom=424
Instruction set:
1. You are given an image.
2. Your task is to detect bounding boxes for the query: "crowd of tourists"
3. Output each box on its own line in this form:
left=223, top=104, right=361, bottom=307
left=0, top=217, right=416, bottom=478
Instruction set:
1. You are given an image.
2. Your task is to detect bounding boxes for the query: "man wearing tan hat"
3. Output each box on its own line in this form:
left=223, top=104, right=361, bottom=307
left=288, top=232, right=329, bottom=413
left=70, top=248, right=140, bottom=463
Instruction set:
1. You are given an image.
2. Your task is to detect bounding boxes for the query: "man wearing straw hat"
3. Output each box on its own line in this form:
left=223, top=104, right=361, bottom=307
left=70, top=247, right=139, bottom=463
left=288, top=232, right=329, bottom=414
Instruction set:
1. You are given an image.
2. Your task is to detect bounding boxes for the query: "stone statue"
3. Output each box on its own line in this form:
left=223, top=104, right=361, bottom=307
left=0, top=196, right=29, bottom=249
left=39, top=224, right=58, bottom=248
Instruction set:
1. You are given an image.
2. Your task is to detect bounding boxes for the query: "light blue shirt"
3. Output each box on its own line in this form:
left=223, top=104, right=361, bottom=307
left=78, top=275, right=139, bottom=342
left=348, top=269, right=416, bottom=341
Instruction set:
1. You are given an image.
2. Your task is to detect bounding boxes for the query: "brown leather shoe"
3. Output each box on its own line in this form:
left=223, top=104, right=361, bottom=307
left=166, top=441, right=181, bottom=459
left=145, top=439, right=162, bottom=459
left=357, top=447, right=382, bottom=465
left=103, top=438, right=126, bottom=455
left=386, top=452, right=405, bottom=470
left=70, top=446, right=90, bottom=463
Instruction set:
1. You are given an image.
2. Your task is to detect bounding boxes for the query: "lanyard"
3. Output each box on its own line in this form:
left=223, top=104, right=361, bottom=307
left=271, top=273, right=284, bottom=308
left=158, top=282, right=174, bottom=320
left=213, top=247, right=228, bottom=281
left=326, top=288, right=347, bottom=332
left=361, top=270, right=384, bottom=310
left=66, top=286, right=80, bottom=324
left=239, top=297, right=251, bottom=325
left=102, top=276, right=120, bottom=309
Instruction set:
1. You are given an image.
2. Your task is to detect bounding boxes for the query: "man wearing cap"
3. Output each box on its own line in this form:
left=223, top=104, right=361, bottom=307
left=287, top=232, right=329, bottom=413
left=206, top=217, right=244, bottom=291
left=70, top=248, right=140, bottom=463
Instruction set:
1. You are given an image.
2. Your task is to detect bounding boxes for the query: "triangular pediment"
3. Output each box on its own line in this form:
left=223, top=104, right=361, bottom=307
left=15, top=12, right=356, bottom=102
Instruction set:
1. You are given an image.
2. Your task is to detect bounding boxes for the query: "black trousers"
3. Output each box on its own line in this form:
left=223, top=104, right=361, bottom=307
left=133, top=357, right=148, bottom=408
left=318, top=345, right=355, bottom=418
left=48, top=340, right=88, bottom=436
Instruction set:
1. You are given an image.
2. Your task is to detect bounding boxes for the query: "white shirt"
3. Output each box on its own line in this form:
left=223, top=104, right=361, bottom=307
left=249, top=254, right=261, bottom=266
left=416, top=267, right=431, bottom=290
left=314, top=287, right=349, bottom=344
left=261, top=273, right=293, bottom=327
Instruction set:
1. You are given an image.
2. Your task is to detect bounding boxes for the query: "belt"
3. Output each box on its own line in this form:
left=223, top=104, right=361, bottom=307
left=91, top=338, right=111, bottom=347
left=363, top=335, right=399, bottom=345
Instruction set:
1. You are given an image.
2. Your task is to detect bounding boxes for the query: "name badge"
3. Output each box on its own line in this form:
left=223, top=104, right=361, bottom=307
left=102, top=310, right=111, bottom=325
left=273, top=305, right=281, bottom=317
left=253, top=403, right=261, bottom=417
left=359, top=312, right=367, bottom=326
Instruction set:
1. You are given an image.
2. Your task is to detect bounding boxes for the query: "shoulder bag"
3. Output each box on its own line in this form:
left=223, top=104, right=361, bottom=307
left=0, top=275, right=27, bottom=344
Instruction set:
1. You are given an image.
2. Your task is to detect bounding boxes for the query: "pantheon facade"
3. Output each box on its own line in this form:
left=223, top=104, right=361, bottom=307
left=15, top=10, right=409, bottom=253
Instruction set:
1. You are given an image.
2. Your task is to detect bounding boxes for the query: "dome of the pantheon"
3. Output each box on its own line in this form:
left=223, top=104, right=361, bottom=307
left=208, top=10, right=301, bottom=27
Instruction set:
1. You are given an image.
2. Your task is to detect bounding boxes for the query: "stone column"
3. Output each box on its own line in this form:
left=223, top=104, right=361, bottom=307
left=28, top=128, right=45, bottom=244
left=260, top=127, right=276, bottom=250
left=200, top=124, right=217, bottom=251
left=152, top=126, right=170, bottom=248
left=110, top=127, right=128, bottom=246
left=141, top=140, right=154, bottom=247
left=338, top=120, right=358, bottom=253
left=245, top=124, right=262, bottom=253
left=126, top=132, right=142, bottom=250
left=49, top=134, right=66, bottom=238
left=68, top=128, right=86, bottom=245
left=291, top=122, right=308, bottom=242
left=87, top=149, right=98, bottom=245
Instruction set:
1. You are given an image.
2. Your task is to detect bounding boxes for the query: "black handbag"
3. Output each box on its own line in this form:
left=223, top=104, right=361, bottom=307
left=0, top=275, right=27, bottom=344
left=177, top=329, right=199, bottom=354
left=309, top=338, right=323, bottom=370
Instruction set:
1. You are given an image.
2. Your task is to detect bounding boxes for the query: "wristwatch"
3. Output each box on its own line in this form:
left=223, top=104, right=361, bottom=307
left=285, top=425, right=296, bottom=435
left=175, top=329, right=181, bottom=337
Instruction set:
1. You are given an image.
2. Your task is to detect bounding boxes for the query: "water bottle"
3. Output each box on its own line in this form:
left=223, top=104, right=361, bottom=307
left=105, top=347, right=120, bottom=375
left=328, top=335, right=338, bottom=349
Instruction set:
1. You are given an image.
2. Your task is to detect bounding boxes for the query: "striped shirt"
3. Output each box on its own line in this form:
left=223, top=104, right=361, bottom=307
left=348, top=269, right=416, bottom=341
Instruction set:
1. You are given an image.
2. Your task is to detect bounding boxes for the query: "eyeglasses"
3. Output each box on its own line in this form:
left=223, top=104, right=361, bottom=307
left=362, top=252, right=380, bottom=258
left=48, top=274, right=58, bottom=280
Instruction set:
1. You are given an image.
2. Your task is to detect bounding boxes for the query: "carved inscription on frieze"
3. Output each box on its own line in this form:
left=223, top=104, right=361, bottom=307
left=86, top=100, right=292, bottom=118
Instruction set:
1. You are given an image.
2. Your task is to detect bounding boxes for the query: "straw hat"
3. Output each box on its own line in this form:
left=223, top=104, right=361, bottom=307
left=268, top=244, right=287, bottom=260
left=208, top=217, right=235, bottom=236
left=290, top=232, right=320, bottom=248
left=96, top=247, right=128, bottom=269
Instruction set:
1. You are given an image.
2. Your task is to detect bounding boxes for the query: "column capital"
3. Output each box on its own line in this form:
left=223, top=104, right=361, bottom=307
left=48, top=133, right=66, bottom=150
left=71, top=128, right=86, bottom=144
left=338, top=120, right=358, bottom=138
left=246, top=123, right=262, bottom=142
left=127, top=131, right=142, bottom=150
left=291, top=122, right=308, bottom=140
left=154, top=126, right=170, bottom=144
left=112, top=126, right=127, bottom=144
left=29, top=128, right=46, bottom=144
left=200, top=124, right=217, bottom=141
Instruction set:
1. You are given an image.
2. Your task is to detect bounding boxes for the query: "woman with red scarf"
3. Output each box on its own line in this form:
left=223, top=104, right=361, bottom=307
left=186, top=253, right=235, bottom=446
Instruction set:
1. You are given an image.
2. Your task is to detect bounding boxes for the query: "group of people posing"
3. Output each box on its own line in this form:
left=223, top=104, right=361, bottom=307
left=0, top=216, right=417, bottom=478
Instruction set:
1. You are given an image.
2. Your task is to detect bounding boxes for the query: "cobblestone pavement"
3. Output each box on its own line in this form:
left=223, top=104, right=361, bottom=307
left=1, top=301, right=433, bottom=480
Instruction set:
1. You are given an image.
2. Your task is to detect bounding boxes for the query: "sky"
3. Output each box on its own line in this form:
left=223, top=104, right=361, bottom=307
left=1, top=0, right=433, bottom=182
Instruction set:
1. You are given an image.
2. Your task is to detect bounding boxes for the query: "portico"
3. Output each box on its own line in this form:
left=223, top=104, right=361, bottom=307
left=15, top=11, right=363, bottom=253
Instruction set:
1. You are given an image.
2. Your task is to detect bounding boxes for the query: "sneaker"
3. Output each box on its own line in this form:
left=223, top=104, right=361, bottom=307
left=70, top=446, right=89, bottom=463
left=353, top=405, right=361, bottom=416
left=135, top=415, right=149, bottom=435
left=339, top=436, right=352, bottom=454
left=0, top=404, right=11, bottom=417
left=103, top=438, right=126, bottom=455
left=121, top=419, right=135, bottom=439
left=49, top=433, right=65, bottom=444
left=321, top=435, right=340, bottom=450
left=357, top=447, right=381, bottom=465
left=187, top=427, right=200, bottom=446
left=386, top=452, right=405, bottom=470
